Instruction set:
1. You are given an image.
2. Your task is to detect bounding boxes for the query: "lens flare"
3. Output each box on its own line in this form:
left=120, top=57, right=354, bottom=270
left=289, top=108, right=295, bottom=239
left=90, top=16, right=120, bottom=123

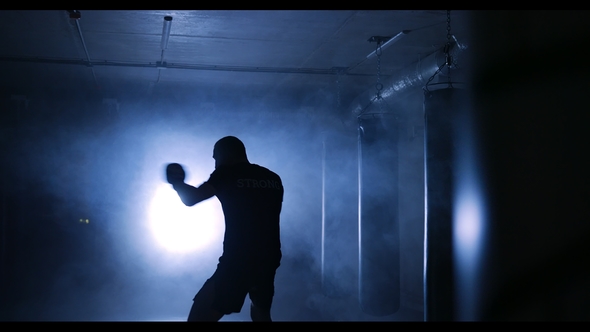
left=149, top=184, right=224, bottom=253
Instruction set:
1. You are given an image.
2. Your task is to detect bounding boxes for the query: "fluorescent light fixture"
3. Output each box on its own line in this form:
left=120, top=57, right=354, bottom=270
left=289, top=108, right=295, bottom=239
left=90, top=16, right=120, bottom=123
left=366, top=30, right=410, bottom=59
left=161, top=16, right=173, bottom=50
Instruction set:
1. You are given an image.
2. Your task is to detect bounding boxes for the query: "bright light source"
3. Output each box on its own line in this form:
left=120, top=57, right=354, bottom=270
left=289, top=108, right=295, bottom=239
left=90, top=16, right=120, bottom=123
left=455, top=189, right=484, bottom=260
left=452, top=105, right=489, bottom=320
left=149, top=184, right=224, bottom=253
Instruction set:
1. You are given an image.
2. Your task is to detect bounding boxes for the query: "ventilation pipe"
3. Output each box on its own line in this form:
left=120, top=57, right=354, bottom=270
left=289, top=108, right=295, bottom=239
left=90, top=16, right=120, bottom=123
left=349, top=37, right=465, bottom=116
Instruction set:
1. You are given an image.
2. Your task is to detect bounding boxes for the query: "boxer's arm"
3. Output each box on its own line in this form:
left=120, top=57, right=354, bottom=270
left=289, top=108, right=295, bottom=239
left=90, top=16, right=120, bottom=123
left=172, top=182, right=216, bottom=206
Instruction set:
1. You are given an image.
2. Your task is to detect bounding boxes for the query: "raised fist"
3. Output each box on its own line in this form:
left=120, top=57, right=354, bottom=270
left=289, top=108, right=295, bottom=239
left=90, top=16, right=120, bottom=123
left=166, top=163, right=186, bottom=185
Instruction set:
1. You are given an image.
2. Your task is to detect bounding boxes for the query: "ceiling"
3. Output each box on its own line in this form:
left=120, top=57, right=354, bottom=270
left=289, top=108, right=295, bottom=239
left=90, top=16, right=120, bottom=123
left=0, top=10, right=470, bottom=115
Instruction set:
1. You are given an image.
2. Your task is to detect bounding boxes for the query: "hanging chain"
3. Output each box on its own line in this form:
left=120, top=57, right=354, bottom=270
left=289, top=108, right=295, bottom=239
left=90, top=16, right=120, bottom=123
left=424, top=10, right=453, bottom=92
left=358, top=35, right=398, bottom=118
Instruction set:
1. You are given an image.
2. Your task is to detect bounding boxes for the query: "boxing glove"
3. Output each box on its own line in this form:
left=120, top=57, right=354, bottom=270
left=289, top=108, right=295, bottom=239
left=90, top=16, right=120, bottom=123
left=166, top=163, right=186, bottom=185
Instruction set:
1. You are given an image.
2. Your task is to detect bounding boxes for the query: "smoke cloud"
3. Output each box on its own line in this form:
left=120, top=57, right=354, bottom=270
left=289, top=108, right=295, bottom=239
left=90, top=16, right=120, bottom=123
left=1, top=80, right=424, bottom=321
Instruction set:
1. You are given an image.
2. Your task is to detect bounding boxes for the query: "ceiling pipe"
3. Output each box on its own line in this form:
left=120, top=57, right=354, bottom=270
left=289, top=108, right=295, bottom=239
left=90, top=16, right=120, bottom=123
left=350, top=36, right=466, bottom=116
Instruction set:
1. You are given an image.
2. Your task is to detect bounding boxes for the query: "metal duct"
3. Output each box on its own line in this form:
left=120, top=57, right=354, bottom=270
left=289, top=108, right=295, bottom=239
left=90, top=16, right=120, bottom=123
left=349, top=37, right=466, bottom=115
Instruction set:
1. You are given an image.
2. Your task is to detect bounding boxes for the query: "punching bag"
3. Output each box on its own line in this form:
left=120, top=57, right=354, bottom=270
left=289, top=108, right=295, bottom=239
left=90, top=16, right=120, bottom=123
left=423, top=87, right=465, bottom=321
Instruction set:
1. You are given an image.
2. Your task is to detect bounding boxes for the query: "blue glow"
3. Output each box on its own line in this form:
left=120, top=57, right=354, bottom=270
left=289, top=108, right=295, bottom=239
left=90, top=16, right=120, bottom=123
left=149, top=184, right=224, bottom=253
left=453, top=165, right=488, bottom=321
left=454, top=183, right=484, bottom=265
left=452, top=95, right=489, bottom=321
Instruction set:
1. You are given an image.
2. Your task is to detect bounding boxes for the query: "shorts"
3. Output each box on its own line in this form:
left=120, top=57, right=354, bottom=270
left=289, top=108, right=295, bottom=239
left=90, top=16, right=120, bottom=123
left=194, top=256, right=279, bottom=315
